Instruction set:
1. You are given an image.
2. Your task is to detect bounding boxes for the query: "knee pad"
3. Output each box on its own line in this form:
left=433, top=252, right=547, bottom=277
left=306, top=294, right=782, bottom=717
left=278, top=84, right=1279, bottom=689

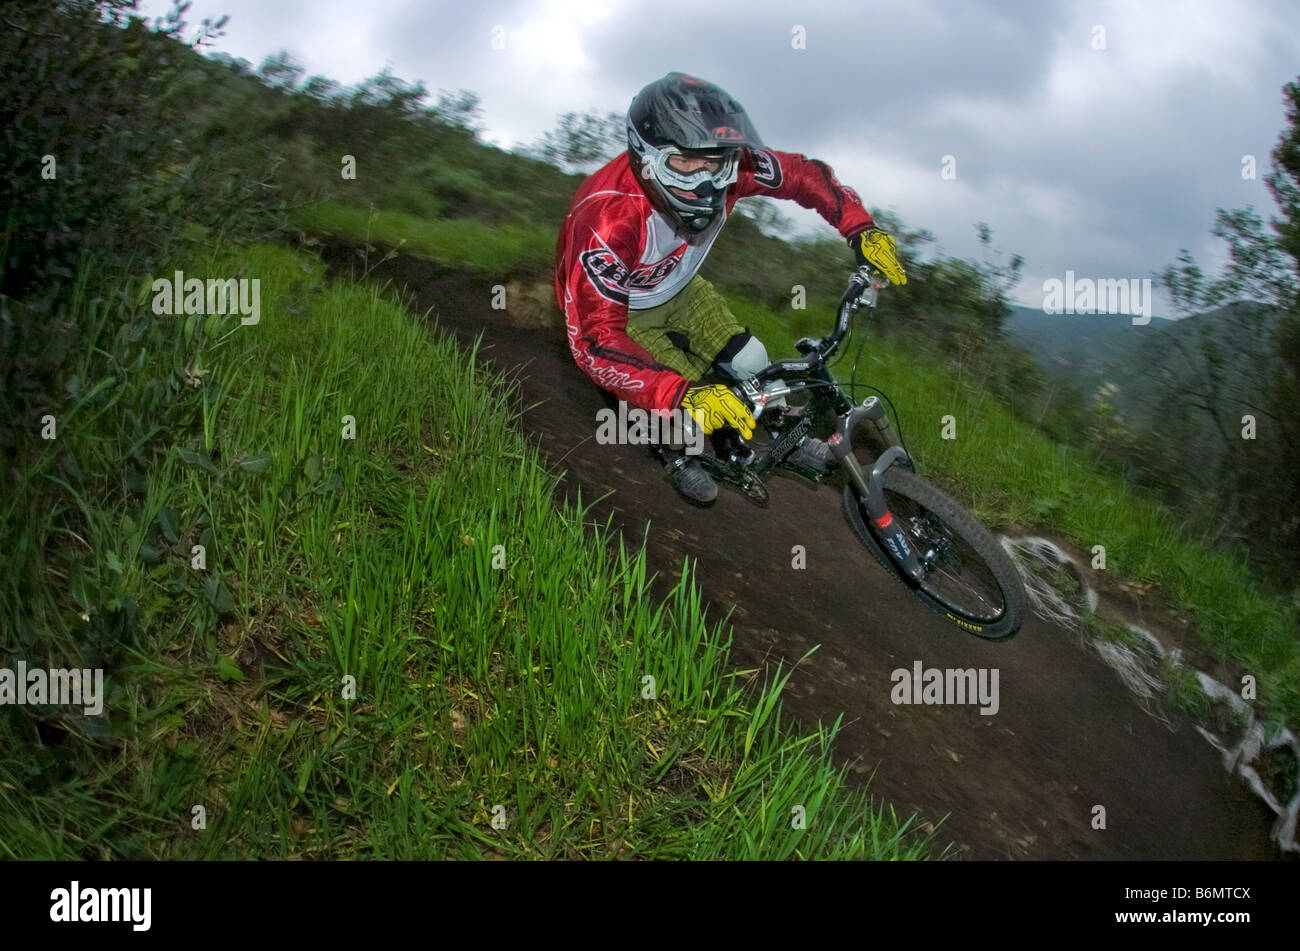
left=714, top=332, right=769, bottom=381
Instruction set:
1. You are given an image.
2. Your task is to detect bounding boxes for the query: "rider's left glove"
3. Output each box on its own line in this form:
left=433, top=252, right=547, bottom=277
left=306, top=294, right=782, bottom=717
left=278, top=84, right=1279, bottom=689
left=679, top=384, right=755, bottom=440
left=848, top=227, right=908, bottom=285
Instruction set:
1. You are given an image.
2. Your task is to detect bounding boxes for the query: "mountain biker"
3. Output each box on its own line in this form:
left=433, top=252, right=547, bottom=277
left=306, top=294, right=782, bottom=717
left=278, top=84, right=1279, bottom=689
left=554, top=71, right=908, bottom=503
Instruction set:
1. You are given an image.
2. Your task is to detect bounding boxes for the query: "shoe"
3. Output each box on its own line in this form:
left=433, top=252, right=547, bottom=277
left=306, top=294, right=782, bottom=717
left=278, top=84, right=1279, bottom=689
left=667, top=456, right=718, bottom=504
left=785, top=436, right=833, bottom=474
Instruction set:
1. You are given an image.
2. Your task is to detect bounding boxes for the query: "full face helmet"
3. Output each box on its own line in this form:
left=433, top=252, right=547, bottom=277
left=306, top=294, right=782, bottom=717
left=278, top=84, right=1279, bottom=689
left=626, top=72, right=764, bottom=238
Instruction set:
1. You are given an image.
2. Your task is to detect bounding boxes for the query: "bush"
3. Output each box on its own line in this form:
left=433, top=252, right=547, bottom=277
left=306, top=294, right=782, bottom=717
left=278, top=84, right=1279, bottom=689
left=0, top=1, right=287, bottom=456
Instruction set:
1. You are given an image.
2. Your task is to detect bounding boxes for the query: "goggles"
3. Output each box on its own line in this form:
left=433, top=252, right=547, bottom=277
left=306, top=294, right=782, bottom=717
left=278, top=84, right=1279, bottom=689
left=648, top=146, right=739, bottom=193
left=631, top=125, right=741, bottom=195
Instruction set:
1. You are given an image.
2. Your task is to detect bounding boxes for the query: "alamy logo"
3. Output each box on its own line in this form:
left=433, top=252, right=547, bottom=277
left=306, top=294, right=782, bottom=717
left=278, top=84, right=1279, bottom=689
left=1041, top=270, right=1152, bottom=325
left=891, top=660, right=999, bottom=715
left=595, top=400, right=704, bottom=455
left=50, top=882, right=151, bottom=931
left=151, top=270, right=260, bottom=325
left=0, top=662, right=103, bottom=715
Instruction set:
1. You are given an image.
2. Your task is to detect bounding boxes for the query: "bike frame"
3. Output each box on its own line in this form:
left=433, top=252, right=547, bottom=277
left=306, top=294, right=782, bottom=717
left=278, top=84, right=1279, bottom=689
left=699, top=267, right=929, bottom=582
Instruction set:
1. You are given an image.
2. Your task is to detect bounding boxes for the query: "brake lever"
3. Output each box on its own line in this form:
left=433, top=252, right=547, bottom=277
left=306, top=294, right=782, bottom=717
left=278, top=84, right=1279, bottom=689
left=794, top=337, right=821, bottom=354
left=852, top=265, right=887, bottom=307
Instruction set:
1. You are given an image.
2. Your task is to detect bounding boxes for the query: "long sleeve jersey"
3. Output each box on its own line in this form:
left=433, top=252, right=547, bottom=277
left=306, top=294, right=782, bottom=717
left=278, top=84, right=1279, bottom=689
left=554, top=147, right=876, bottom=413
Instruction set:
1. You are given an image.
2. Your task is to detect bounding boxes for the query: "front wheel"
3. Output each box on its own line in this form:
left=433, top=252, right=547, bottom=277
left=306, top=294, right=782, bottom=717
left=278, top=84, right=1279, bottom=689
left=843, top=469, right=1026, bottom=639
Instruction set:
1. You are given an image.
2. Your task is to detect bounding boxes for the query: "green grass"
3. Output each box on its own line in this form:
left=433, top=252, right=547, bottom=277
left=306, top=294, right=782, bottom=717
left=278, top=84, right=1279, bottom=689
left=1160, top=657, right=1211, bottom=718
left=1080, top=612, right=1142, bottom=650
left=731, top=294, right=1300, bottom=736
left=0, top=243, right=938, bottom=860
left=293, top=200, right=556, bottom=276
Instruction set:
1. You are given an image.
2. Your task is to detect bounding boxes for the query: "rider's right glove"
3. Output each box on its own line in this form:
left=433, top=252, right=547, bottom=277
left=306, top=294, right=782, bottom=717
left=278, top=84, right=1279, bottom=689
left=679, top=384, right=755, bottom=440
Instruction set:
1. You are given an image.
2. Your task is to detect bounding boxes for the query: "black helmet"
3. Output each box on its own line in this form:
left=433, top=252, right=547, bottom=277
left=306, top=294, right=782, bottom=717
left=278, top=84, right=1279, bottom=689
left=627, top=72, right=763, bottom=237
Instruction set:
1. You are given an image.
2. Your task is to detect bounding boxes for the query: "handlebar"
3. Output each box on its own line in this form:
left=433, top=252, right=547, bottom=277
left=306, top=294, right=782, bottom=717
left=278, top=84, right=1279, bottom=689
left=823, top=266, right=882, bottom=358
left=753, top=267, right=882, bottom=385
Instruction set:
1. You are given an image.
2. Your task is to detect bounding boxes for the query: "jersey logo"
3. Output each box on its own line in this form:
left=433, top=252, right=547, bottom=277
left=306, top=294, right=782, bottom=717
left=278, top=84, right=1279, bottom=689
left=579, top=238, right=630, bottom=306
left=582, top=238, right=686, bottom=300
left=750, top=148, right=783, bottom=188
left=628, top=254, right=682, bottom=291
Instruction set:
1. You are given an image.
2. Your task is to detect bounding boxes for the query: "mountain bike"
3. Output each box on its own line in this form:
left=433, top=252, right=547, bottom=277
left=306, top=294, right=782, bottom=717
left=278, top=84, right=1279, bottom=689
left=693, top=267, right=1026, bottom=640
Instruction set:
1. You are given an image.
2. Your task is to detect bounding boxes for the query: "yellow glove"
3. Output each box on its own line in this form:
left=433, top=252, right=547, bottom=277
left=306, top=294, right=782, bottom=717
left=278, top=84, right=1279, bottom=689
left=849, top=227, right=908, bottom=285
left=679, top=384, right=755, bottom=439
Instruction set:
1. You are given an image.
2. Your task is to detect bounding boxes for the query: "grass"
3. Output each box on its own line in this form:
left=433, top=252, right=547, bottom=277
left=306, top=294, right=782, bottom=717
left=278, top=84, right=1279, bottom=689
left=293, top=200, right=556, bottom=276
left=1080, top=612, right=1142, bottom=650
left=1160, top=657, right=1211, bottom=718
left=0, top=242, right=938, bottom=860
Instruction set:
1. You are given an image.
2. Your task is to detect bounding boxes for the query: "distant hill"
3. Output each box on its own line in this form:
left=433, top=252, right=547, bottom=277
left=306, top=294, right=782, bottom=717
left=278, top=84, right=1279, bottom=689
left=1003, top=302, right=1279, bottom=423
left=1003, top=305, right=1177, bottom=403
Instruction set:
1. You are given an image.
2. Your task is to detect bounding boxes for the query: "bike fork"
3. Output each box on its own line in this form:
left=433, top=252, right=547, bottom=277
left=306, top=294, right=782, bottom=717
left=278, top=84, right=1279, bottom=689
left=828, top=423, right=926, bottom=582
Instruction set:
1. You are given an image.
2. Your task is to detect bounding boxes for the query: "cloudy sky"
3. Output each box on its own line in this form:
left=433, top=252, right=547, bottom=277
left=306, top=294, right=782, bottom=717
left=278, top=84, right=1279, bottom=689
left=139, top=0, right=1299, bottom=311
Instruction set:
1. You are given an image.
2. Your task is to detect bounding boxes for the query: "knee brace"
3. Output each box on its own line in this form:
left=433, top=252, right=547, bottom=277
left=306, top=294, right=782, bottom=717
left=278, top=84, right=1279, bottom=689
left=714, top=332, right=769, bottom=381
left=714, top=331, right=792, bottom=411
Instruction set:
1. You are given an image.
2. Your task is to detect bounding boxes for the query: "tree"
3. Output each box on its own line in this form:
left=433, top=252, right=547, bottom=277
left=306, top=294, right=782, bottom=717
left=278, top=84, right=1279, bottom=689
left=433, top=89, right=483, bottom=133
left=1156, top=76, right=1300, bottom=572
left=526, top=110, right=625, bottom=173
left=735, top=197, right=794, bottom=237
left=257, top=49, right=305, bottom=90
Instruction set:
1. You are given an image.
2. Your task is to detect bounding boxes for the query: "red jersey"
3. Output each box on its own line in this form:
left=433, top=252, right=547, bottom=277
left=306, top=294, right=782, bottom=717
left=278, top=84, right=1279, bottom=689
left=554, top=147, right=875, bottom=413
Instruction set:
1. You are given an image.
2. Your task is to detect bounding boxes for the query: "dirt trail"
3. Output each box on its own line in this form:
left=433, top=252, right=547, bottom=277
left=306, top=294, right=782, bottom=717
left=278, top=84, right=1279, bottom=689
left=322, top=245, right=1278, bottom=859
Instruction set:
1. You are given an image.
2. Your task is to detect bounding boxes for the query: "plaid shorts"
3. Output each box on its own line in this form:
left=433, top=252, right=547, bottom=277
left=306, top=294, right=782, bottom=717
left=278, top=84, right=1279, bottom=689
left=625, top=276, right=746, bottom=380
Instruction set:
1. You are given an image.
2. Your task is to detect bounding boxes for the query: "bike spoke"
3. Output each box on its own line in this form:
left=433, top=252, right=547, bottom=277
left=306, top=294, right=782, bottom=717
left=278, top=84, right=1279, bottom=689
left=925, top=563, right=1003, bottom=618
left=897, top=508, right=1005, bottom=622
